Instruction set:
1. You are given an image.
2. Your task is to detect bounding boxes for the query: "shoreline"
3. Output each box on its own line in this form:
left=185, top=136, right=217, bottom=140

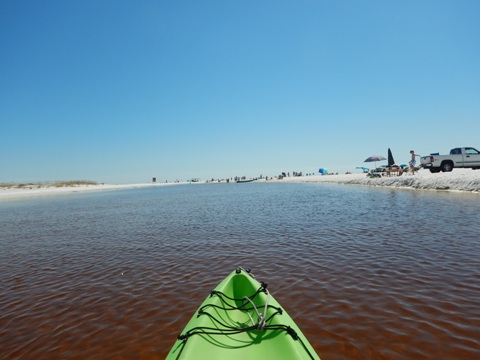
left=0, top=182, right=178, bottom=200
left=1, top=169, right=479, bottom=200
left=277, top=168, right=480, bottom=193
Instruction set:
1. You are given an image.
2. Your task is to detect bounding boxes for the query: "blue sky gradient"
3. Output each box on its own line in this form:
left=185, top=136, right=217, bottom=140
left=1, top=1, right=479, bottom=183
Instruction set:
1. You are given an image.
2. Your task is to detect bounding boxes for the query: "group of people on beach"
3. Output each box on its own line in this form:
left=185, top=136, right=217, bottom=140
left=370, top=150, right=422, bottom=178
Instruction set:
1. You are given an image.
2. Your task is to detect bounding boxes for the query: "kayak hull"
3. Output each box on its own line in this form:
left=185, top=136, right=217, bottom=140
left=166, top=268, right=320, bottom=359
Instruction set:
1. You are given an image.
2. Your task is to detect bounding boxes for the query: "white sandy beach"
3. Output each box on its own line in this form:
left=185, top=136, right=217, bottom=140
left=0, top=182, right=178, bottom=200
left=278, top=168, right=480, bottom=193
left=1, top=169, right=479, bottom=200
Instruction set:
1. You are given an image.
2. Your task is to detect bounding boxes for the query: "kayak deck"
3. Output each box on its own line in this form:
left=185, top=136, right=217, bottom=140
left=166, top=267, right=320, bottom=359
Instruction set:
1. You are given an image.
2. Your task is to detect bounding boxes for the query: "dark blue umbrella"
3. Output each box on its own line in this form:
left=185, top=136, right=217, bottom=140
left=388, top=148, right=395, bottom=167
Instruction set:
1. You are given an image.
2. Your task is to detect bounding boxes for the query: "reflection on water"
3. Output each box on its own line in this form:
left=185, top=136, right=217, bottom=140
left=1, top=184, right=479, bottom=359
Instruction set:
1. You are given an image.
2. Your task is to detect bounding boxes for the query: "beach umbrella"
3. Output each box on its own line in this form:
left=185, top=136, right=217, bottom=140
left=364, top=155, right=386, bottom=168
left=318, top=168, right=328, bottom=175
left=388, top=148, right=395, bottom=167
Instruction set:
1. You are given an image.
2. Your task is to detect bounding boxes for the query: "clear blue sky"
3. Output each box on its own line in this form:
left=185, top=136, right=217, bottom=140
left=1, top=1, right=479, bottom=183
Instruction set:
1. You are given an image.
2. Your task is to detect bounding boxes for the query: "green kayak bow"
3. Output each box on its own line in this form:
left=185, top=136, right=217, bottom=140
left=166, top=267, right=320, bottom=359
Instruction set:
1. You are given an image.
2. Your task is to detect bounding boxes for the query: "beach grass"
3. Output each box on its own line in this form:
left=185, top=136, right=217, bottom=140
left=0, top=180, right=99, bottom=189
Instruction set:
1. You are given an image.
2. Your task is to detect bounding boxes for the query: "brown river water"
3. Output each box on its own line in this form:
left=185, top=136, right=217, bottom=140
left=1, top=183, right=479, bottom=359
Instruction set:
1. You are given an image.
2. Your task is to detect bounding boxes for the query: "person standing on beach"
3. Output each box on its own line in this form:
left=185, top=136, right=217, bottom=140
left=409, top=150, right=421, bottom=174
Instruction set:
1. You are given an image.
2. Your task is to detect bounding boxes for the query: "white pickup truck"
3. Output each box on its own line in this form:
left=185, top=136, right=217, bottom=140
left=420, top=147, right=480, bottom=173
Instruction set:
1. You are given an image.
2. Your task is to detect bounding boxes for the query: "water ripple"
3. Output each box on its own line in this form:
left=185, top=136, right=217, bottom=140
left=0, top=184, right=479, bottom=359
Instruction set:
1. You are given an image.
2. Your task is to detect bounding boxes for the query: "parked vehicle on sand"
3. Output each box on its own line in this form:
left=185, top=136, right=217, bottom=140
left=420, top=147, right=480, bottom=173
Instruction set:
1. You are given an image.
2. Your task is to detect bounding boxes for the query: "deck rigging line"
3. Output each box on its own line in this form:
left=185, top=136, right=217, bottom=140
left=174, top=280, right=316, bottom=359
